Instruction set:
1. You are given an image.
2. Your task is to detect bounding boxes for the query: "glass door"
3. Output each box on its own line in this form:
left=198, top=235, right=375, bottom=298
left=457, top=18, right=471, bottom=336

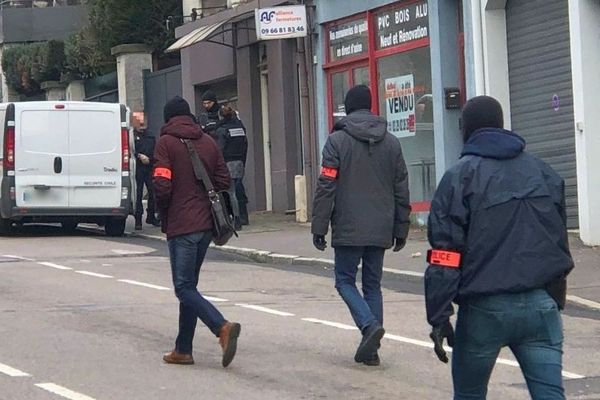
left=328, top=63, right=369, bottom=128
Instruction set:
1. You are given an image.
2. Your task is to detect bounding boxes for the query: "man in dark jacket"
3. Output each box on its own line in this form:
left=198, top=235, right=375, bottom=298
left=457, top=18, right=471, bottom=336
left=215, top=105, right=249, bottom=229
left=153, top=96, right=241, bottom=368
left=198, top=89, right=220, bottom=141
left=311, top=85, right=411, bottom=366
left=425, top=96, right=573, bottom=399
left=132, top=113, right=159, bottom=230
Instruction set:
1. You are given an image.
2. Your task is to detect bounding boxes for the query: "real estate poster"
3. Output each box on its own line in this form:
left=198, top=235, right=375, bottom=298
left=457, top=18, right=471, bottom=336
left=385, top=74, right=416, bottom=138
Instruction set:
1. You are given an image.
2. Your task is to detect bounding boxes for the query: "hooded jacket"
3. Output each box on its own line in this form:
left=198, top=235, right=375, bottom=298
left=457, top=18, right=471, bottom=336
left=311, top=110, right=411, bottom=248
left=424, top=128, right=573, bottom=327
left=198, top=103, right=220, bottom=141
left=153, top=115, right=231, bottom=239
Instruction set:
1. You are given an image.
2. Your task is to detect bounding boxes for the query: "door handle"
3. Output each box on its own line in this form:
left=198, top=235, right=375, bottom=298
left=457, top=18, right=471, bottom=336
left=54, top=157, right=62, bottom=174
left=34, top=185, right=51, bottom=191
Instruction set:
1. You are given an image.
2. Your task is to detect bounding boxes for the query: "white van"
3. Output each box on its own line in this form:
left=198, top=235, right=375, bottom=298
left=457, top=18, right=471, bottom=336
left=0, top=101, right=135, bottom=236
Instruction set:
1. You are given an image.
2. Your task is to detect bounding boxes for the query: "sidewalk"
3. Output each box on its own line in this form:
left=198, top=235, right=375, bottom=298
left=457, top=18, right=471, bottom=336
left=129, top=212, right=600, bottom=309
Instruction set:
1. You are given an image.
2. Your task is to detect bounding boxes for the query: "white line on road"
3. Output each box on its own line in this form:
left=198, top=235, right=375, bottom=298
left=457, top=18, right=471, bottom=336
left=35, top=383, right=96, bottom=400
left=566, top=295, right=600, bottom=310
left=118, top=279, right=171, bottom=291
left=75, top=271, right=114, bottom=279
left=3, top=255, right=35, bottom=261
left=205, top=296, right=228, bottom=302
left=37, top=262, right=72, bottom=270
left=302, top=318, right=358, bottom=330
left=235, top=303, right=295, bottom=316
left=0, top=362, right=30, bottom=377
left=110, top=249, right=147, bottom=255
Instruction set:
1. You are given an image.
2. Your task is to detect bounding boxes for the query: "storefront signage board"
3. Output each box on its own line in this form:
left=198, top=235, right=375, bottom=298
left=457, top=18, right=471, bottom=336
left=328, top=17, right=368, bottom=62
left=255, top=5, right=307, bottom=40
left=375, top=1, right=429, bottom=50
left=385, top=74, right=416, bottom=138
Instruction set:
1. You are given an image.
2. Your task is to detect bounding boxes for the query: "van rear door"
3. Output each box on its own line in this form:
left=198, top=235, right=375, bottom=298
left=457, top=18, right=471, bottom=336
left=68, top=106, right=122, bottom=208
left=15, top=106, right=70, bottom=208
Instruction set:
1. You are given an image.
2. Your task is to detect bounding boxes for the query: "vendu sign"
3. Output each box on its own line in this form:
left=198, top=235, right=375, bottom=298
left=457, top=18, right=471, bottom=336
left=255, top=5, right=307, bottom=40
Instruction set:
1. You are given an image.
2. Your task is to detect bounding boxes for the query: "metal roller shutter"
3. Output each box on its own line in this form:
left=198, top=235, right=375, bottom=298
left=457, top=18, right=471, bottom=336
left=506, top=0, right=578, bottom=228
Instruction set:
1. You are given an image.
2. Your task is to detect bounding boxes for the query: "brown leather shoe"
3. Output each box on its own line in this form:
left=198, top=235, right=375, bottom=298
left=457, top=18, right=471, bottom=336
left=219, top=321, right=241, bottom=367
left=163, top=350, right=194, bottom=365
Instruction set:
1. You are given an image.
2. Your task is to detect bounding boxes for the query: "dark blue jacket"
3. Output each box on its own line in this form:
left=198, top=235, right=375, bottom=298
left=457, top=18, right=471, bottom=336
left=134, top=130, right=156, bottom=170
left=424, top=128, right=573, bottom=327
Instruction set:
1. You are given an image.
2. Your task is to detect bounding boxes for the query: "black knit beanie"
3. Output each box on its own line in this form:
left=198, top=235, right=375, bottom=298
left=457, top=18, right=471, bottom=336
left=461, top=95, right=504, bottom=142
left=163, top=96, right=192, bottom=123
left=344, top=85, right=372, bottom=115
left=201, top=90, right=217, bottom=103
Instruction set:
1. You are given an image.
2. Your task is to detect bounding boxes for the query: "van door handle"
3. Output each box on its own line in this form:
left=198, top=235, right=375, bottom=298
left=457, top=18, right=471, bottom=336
left=34, top=185, right=51, bottom=191
left=54, top=157, right=62, bottom=174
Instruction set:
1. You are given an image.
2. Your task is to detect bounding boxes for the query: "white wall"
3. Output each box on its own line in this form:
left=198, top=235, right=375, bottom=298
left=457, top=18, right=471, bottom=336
left=182, top=0, right=201, bottom=17
left=569, top=0, right=600, bottom=245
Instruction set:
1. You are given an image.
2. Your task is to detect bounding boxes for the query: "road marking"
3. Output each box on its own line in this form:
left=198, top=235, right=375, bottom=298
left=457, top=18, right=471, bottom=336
left=136, top=233, right=166, bottom=241
left=118, top=279, right=170, bottom=291
left=35, top=383, right=96, bottom=400
left=205, top=296, right=228, bottom=302
left=302, top=318, right=358, bottom=330
left=101, top=264, right=112, bottom=267
left=3, top=255, right=35, bottom=261
left=75, top=271, right=113, bottom=279
left=0, top=362, right=30, bottom=377
left=79, top=260, right=91, bottom=263
left=235, top=303, right=295, bottom=316
left=567, top=295, right=600, bottom=310
left=111, top=249, right=147, bottom=255
left=38, top=262, right=72, bottom=270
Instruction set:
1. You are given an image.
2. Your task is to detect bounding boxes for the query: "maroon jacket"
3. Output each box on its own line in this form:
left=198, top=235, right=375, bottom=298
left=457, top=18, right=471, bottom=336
left=153, top=115, right=231, bottom=239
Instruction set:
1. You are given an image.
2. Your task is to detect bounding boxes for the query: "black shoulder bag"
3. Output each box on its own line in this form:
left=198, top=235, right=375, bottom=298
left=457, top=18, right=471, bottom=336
left=182, top=139, right=237, bottom=246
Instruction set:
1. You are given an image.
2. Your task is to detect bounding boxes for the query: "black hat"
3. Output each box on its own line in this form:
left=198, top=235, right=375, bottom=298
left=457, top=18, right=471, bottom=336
left=461, top=95, right=504, bottom=141
left=344, top=85, right=372, bottom=115
left=201, top=90, right=217, bottom=103
left=163, top=96, right=192, bottom=123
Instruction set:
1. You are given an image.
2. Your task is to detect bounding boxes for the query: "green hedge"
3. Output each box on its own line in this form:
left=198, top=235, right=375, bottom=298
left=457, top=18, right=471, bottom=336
left=2, top=40, right=65, bottom=96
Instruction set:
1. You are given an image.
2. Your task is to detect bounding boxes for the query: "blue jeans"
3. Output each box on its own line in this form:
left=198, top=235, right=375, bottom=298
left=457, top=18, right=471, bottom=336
left=334, top=246, right=385, bottom=331
left=453, top=289, right=564, bottom=400
left=168, top=231, right=226, bottom=354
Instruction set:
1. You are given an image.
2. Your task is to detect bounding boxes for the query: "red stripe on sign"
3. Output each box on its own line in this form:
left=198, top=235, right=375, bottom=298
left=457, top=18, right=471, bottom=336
left=321, top=166, right=338, bottom=180
left=427, top=249, right=461, bottom=268
left=153, top=167, right=172, bottom=180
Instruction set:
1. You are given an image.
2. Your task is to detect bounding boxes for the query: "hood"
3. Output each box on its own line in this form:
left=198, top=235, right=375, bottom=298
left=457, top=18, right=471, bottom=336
left=333, top=110, right=387, bottom=144
left=160, top=115, right=203, bottom=139
left=461, top=128, right=526, bottom=160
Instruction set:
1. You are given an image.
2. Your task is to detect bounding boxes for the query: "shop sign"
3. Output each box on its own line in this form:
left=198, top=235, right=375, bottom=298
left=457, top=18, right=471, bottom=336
left=375, top=1, right=429, bottom=50
left=328, top=17, right=368, bottom=62
left=385, top=74, right=416, bottom=138
left=255, top=5, right=307, bottom=40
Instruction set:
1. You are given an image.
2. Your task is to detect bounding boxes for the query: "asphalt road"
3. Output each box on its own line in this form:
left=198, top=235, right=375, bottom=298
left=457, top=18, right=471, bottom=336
left=1, top=225, right=599, bottom=400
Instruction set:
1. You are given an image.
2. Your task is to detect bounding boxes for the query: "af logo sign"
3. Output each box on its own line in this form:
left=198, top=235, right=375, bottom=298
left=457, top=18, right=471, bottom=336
left=260, top=10, right=276, bottom=24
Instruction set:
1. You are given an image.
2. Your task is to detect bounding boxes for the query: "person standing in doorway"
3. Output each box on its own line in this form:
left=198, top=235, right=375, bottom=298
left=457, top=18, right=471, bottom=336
left=133, top=112, right=159, bottom=230
left=215, top=105, right=249, bottom=229
left=154, top=96, right=241, bottom=368
left=198, top=89, right=220, bottom=141
left=311, top=85, right=411, bottom=366
left=424, top=96, right=573, bottom=399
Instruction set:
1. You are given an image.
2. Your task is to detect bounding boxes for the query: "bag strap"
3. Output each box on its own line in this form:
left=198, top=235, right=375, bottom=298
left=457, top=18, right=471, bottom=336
left=181, top=139, right=215, bottom=194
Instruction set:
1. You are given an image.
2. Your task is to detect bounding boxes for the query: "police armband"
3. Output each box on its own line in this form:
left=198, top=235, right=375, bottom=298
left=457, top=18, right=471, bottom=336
left=427, top=249, right=461, bottom=268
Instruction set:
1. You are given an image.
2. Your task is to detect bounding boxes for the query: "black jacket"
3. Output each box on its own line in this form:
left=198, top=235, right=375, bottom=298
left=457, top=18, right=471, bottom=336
left=216, top=118, right=248, bottom=163
left=311, top=110, right=411, bottom=248
left=134, top=130, right=156, bottom=170
left=424, top=128, right=573, bottom=327
left=198, top=103, right=220, bottom=141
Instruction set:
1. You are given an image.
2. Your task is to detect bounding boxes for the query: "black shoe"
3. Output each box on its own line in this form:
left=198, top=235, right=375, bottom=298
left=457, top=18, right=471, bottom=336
left=234, top=217, right=242, bottom=231
left=354, top=323, right=385, bottom=363
left=135, top=217, right=142, bottom=231
left=363, top=352, right=380, bottom=366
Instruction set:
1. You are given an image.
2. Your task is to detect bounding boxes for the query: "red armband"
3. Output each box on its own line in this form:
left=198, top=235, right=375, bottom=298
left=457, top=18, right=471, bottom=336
left=427, top=249, right=461, bottom=268
left=321, top=166, right=338, bottom=180
left=153, top=167, right=172, bottom=180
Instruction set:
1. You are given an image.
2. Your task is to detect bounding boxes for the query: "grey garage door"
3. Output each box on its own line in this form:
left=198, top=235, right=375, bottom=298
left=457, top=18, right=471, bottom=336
left=506, top=0, right=578, bottom=228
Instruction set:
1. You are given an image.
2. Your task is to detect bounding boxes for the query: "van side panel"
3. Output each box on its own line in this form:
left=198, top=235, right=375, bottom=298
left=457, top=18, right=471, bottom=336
left=68, top=109, right=121, bottom=208
left=15, top=109, right=70, bottom=208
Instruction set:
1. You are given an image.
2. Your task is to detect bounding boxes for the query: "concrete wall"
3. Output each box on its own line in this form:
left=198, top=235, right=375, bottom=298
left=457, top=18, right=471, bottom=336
left=0, top=5, right=87, bottom=44
left=569, top=0, right=600, bottom=245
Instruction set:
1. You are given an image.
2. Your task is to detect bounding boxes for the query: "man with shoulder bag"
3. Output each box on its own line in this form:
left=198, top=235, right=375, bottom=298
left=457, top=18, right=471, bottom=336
left=153, top=96, right=241, bottom=368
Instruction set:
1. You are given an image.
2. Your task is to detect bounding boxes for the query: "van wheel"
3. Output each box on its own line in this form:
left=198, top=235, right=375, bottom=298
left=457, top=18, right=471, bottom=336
left=0, top=218, right=13, bottom=236
left=61, top=221, right=78, bottom=233
left=105, top=217, right=126, bottom=237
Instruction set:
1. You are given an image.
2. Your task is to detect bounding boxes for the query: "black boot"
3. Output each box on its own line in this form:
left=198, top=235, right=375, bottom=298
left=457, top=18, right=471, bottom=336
left=135, top=216, right=142, bottom=230
left=239, top=203, right=249, bottom=226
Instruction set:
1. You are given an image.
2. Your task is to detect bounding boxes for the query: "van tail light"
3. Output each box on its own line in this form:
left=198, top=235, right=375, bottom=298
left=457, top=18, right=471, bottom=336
left=3, top=126, right=15, bottom=170
left=121, top=127, right=130, bottom=171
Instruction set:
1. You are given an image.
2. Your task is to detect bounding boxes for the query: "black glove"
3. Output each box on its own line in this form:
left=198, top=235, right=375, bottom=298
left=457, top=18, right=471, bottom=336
left=392, top=237, right=406, bottom=252
left=313, top=234, right=327, bottom=251
left=429, top=320, right=455, bottom=363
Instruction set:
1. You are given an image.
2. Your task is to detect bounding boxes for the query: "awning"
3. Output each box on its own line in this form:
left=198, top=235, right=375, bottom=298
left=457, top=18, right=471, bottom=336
left=166, top=19, right=231, bottom=53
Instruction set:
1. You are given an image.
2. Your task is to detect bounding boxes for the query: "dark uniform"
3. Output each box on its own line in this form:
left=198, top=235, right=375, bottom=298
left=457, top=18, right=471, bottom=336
left=134, top=129, right=159, bottom=227
left=425, top=96, right=573, bottom=399
left=198, top=103, right=220, bottom=142
left=215, top=117, right=249, bottom=226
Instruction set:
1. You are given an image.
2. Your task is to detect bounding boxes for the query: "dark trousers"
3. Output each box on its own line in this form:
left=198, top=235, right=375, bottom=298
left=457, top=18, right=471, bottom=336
left=168, top=231, right=227, bottom=354
left=234, top=178, right=248, bottom=223
left=135, top=166, right=155, bottom=220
